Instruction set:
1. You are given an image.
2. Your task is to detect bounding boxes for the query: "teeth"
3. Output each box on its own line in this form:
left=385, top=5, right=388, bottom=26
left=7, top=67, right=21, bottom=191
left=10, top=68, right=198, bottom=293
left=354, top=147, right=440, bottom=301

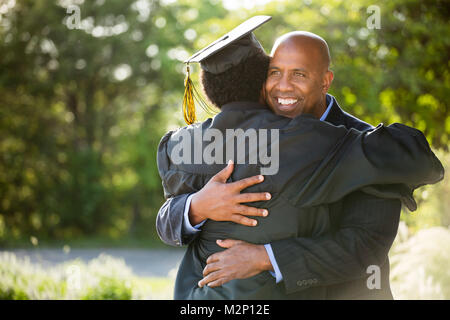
left=278, top=98, right=298, bottom=105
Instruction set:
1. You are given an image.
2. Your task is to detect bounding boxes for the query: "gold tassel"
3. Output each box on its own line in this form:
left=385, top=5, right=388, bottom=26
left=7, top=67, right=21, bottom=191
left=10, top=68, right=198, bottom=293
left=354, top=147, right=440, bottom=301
left=183, top=65, right=196, bottom=125
left=182, top=64, right=218, bottom=125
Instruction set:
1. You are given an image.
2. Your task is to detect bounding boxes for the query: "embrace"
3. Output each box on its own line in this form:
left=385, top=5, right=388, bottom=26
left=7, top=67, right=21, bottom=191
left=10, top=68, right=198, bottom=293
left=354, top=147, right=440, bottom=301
left=156, top=16, right=444, bottom=299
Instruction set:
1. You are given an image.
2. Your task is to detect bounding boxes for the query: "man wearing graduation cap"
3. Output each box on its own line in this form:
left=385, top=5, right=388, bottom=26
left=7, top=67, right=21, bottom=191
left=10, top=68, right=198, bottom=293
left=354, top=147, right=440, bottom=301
left=156, top=16, right=444, bottom=299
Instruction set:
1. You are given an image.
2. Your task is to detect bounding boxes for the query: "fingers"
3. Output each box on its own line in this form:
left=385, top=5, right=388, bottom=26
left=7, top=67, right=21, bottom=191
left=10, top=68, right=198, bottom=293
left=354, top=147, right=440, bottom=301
left=203, top=262, right=221, bottom=277
left=212, top=160, right=234, bottom=183
left=236, top=192, right=271, bottom=203
left=230, top=174, right=264, bottom=191
left=216, top=239, right=243, bottom=249
left=230, top=207, right=271, bottom=226
left=234, top=204, right=268, bottom=217
left=206, top=252, right=221, bottom=264
left=204, top=277, right=228, bottom=288
left=198, top=271, right=226, bottom=288
left=230, top=213, right=258, bottom=227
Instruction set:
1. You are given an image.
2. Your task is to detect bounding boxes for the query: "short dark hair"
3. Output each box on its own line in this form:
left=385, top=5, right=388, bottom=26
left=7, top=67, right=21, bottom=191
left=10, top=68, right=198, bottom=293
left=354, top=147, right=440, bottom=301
left=200, top=51, right=270, bottom=108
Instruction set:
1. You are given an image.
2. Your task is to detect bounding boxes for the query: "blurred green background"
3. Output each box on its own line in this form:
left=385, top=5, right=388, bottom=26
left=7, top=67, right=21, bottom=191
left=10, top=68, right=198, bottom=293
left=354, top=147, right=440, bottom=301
left=0, top=0, right=449, bottom=299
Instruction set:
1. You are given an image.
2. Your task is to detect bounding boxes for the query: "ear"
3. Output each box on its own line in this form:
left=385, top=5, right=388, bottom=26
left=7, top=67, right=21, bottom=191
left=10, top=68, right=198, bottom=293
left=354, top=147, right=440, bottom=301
left=322, top=70, right=334, bottom=94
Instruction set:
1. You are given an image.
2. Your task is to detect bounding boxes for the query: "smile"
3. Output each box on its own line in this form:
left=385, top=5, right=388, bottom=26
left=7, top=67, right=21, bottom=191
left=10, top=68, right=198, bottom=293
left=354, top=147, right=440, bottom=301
left=277, top=98, right=298, bottom=106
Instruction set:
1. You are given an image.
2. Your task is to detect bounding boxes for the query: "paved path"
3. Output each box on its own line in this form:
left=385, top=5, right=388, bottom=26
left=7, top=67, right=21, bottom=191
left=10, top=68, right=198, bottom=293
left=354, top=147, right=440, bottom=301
left=2, top=248, right=186, bottom=278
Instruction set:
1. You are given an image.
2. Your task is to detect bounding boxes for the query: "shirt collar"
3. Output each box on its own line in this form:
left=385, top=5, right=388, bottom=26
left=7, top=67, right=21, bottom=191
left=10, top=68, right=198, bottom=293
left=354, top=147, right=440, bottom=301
left=319, top=94, right=334, bottom=121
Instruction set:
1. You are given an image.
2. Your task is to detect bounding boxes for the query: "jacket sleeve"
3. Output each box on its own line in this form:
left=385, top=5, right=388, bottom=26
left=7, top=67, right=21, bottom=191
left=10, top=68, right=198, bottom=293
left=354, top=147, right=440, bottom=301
left=156, top=131, right=205, bottom=247
left=156, top=193, right=199, bottom=247
left=270, top=190, right=401, bottom=295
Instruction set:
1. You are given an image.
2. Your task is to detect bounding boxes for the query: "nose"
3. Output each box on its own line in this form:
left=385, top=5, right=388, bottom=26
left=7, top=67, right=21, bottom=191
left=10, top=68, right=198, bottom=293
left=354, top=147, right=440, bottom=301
left=276, top=73, right=294, bottom=93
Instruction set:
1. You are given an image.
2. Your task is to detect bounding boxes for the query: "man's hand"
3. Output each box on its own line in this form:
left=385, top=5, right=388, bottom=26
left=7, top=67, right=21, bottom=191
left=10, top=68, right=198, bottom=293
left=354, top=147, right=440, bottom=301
left=189, top=160, right=271, bottom=226
left=198, top=239, right=274, bottom=288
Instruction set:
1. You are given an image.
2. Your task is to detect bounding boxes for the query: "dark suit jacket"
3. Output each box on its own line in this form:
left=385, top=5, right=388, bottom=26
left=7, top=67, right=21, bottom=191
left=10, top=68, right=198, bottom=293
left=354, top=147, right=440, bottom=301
left=156, top=96, right=443, bottom=299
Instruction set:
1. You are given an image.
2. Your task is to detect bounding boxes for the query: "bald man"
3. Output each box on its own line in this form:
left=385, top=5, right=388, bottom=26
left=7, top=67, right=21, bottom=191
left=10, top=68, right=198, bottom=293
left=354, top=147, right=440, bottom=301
left=158, top=32, right=402, bottom=299
left=259, top=31, right=400, bottom=298
left=264, top=31, right=334, bottom=119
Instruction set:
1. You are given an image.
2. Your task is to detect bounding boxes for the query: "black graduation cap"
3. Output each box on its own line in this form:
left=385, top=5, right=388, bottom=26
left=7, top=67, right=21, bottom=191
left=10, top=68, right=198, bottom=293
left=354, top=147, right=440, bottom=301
left=182, top=15, right=272, bottom=124
left=185, top=15, right=272, bottom=74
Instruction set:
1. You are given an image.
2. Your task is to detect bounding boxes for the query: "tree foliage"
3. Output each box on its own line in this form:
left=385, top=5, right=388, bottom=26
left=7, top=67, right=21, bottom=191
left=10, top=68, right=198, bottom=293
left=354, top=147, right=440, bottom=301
left=0, top=0, right=448, bottom=244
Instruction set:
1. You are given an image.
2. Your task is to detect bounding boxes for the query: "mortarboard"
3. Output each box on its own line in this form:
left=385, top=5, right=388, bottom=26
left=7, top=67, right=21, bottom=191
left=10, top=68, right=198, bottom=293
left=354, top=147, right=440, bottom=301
left=182, top=15, right=272, bottom=124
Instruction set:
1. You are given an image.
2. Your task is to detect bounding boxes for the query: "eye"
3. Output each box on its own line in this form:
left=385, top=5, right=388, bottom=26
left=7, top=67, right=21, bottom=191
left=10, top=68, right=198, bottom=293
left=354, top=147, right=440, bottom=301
left=268, top=69, right=281, bottom=76
left=293, top=71, right=306, bottom=77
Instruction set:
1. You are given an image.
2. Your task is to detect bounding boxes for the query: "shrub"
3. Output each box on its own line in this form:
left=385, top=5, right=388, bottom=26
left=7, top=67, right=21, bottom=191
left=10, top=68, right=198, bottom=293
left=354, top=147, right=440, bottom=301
left=390, top=225, right=450, bottom=299
left=401, top=149, right=449, bottom=231
left=0, top=252, right=174, bottom=300
left=0, top=252, right=67, bottom=299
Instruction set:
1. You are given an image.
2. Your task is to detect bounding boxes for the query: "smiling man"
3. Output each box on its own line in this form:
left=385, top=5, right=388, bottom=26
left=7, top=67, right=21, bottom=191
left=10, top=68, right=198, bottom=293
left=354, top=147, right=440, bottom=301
left=265, top=31, right=333, bottom=119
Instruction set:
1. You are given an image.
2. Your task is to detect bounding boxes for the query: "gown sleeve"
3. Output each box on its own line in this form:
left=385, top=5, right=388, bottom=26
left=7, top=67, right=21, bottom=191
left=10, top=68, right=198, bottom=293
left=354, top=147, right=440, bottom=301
left=284, top=122, right=444, bottom=211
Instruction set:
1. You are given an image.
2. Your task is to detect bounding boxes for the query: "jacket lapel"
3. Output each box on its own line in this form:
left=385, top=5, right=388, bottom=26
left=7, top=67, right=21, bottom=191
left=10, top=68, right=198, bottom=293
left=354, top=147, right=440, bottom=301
left=324, top=95, right=373, bottom=131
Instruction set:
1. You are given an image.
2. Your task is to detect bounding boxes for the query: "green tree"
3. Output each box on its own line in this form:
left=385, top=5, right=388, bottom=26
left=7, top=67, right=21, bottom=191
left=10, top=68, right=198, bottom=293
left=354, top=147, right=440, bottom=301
left=217, top=0, right=450, bottom=147
left=0, top=0, right=448, bottom=245
left=0, top=0, right=226, bottom=242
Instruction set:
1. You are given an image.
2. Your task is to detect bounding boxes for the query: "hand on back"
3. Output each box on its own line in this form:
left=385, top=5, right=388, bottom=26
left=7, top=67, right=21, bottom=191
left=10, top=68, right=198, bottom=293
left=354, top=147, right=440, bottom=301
left=189, top=160, right=271, bottom=226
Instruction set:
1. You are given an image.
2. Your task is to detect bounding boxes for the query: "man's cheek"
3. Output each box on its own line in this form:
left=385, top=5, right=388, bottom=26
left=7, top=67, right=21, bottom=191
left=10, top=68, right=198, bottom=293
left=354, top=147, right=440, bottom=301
left=265, top=91, right=276, bottom=110
left=264, top=83, right=273, bottom=99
